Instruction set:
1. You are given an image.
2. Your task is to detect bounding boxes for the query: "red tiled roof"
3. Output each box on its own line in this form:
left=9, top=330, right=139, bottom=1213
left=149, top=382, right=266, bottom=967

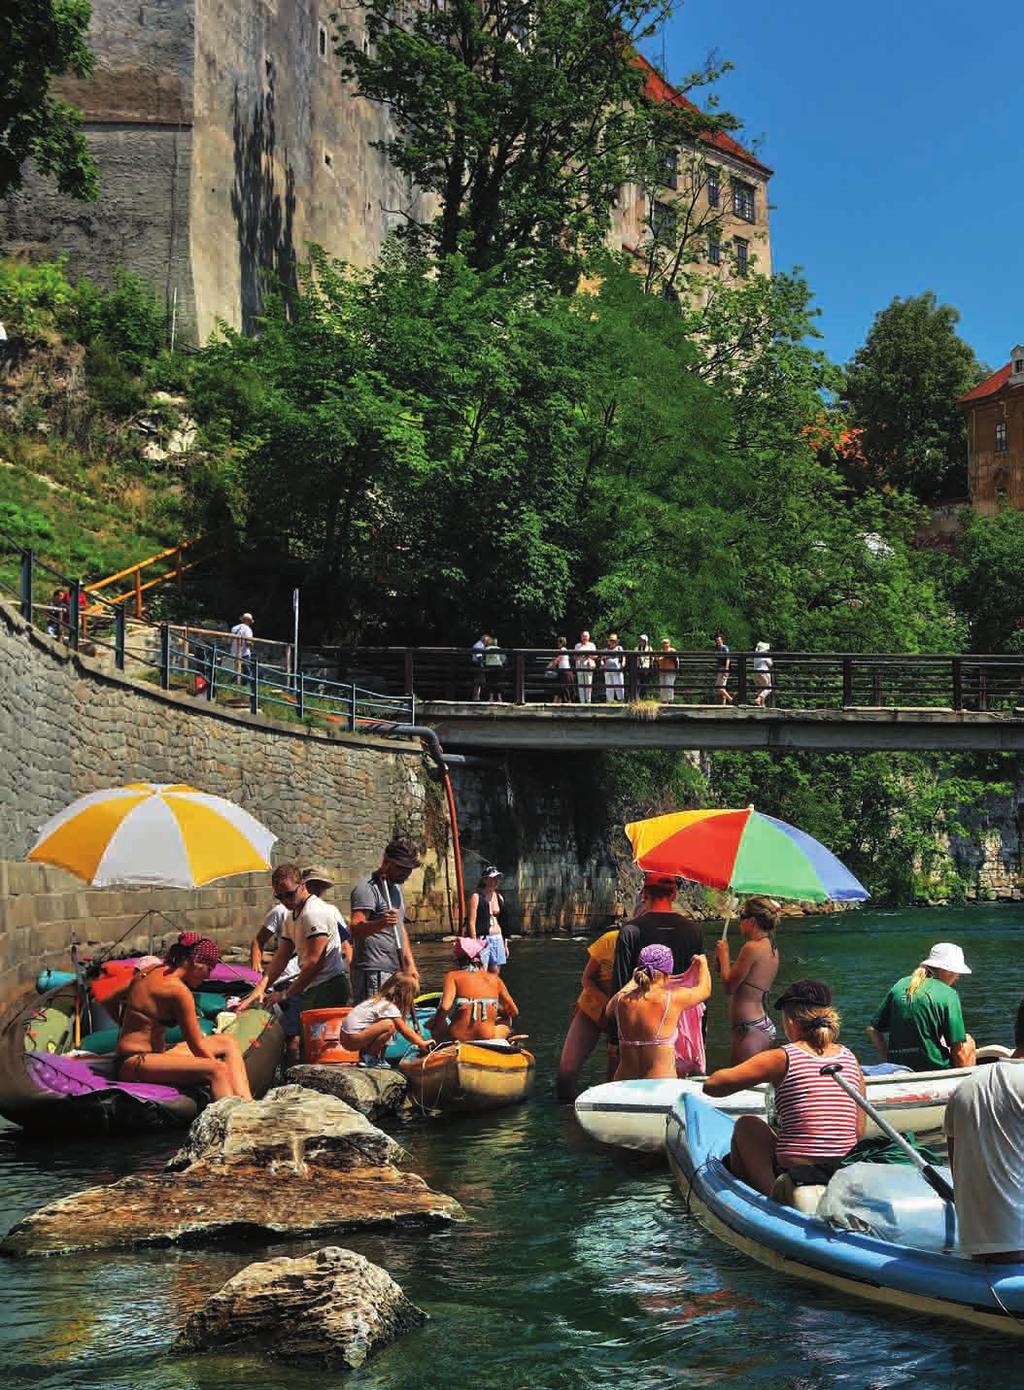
left=634, top=54, right=773, bottom=178
left=961, top=364, right=1012, bottom=404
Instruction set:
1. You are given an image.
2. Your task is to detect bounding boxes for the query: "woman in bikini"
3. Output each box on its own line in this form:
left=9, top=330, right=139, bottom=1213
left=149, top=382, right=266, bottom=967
left=430, top=937, right=519, bottom=1043
left=607, top=943, right=711, bottom=1081
left=116, top=933, right=252, bottom=1101
left=716, top=896, right=781, bottom=1064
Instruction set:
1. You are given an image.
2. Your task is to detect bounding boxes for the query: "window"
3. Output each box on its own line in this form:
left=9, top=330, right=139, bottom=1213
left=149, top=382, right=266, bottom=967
left=732, top=179, right=756, bottom=222
left=706, top=167, right=720, bottom=208
left=651, top=199, right=674, bottom=239
left=660, top=147, right=679, bottom=191
left=1015, top=357, right=1024, bottom=375
left=317, top=22, right=327, bottom=59
left=734, top=237, right=749, bottom=276
left=996, top=421, right=1008, bottom=453
left=707, top=236, right=721, bottom=266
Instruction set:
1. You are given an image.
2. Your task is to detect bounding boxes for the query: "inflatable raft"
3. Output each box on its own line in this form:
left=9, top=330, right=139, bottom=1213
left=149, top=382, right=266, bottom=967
left=666, top=1092, right=1024, bottom=1336
left=575, top=1049, right=1011, bottom=1153
left=0, top=963, right=282, bottom=1135
left=400, top=1038, right=535, bottom=1115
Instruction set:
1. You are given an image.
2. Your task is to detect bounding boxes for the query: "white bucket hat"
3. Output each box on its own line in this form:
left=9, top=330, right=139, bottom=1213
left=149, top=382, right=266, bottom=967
left=921, top=942, right=972, bottom=975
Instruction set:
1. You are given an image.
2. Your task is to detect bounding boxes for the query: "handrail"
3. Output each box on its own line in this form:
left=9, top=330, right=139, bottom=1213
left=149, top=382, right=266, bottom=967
left=85, top=534, right=211, bottom=617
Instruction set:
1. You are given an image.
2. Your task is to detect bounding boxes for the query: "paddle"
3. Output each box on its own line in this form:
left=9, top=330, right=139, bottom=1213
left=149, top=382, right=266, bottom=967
left=820, top=1062, right=956, bottom=1205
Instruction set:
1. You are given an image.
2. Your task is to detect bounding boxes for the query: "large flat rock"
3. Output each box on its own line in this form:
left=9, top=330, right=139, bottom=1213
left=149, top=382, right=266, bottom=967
left=2, top=1085, right=462, bottom=1257
left=179, top=1245, right=426, bottom=1368
left=286, top=1064, right=407, bottom=1120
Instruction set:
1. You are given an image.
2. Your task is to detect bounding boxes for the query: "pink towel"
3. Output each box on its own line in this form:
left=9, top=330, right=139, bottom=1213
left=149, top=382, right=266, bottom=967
left=669, top=960, right=706, bottom=1077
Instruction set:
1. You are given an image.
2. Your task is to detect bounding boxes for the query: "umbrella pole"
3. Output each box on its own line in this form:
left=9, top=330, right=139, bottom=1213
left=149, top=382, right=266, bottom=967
left=719, top=912, right=732, bottom=942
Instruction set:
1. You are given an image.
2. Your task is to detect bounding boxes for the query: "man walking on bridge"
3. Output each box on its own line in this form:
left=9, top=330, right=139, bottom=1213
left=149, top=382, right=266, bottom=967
left=574, top=630, right=597, bottom=703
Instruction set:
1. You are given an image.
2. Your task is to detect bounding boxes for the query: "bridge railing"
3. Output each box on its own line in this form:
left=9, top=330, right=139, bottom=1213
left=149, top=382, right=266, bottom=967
left=306, top=646, right=1024, bottom=713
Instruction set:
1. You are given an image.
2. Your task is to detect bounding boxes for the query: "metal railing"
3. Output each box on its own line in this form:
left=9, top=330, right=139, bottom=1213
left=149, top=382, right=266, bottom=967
left=300, top=646, right=1024, bottom=714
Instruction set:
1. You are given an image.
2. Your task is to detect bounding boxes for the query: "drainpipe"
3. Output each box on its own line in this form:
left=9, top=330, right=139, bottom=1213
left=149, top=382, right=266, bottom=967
left=389, top=724, right=467, bottom=931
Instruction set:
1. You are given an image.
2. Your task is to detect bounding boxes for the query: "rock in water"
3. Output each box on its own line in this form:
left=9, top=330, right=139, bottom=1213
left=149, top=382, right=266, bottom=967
left=286, top=1065, right=408, bottom=1119
left=2, top=1086, right=463, bottom=1257
left=180, top=1245, right=425, bottom=1368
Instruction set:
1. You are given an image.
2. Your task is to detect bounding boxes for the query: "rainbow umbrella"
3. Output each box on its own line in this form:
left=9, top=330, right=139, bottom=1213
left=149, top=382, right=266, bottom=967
left=625, top=807, right=869, bottom=906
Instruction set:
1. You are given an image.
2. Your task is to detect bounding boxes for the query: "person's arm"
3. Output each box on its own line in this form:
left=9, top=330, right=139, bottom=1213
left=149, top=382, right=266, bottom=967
left=395, top=1015, right=432, bottom=1050
left=865, top=1025, right=888, bottom=1059
left=703, top=1046, right=788, bottom=1096
left=349, top=910, right=393, bottom=942
left=275, top=934, right=328, bottom=1002
left=580, top=953, right=610, bottom=999
left=496, top=978, right=518, bottom=1021
left=854, top=1065, right=867, bottom=1139
left=466, top=893, right=480, bottom=939
left=429, top=971, right=458, bottom=1031
left=342, top=939, right=353, bottom=967
left=237, top=937, right=294, bottom=1008
left=715, top=940, right=755, bottom=996
left=950, top=1038, right=976, bottom=1068
left=401, top=926, right=418, bottom=982
left=171, top=981, right=222, bottom=1060
left=250, top=925, right=274, bottom=972
left=944, top=996, right=974, bottom=1068
left=671, top=954, right=711, bottom=1011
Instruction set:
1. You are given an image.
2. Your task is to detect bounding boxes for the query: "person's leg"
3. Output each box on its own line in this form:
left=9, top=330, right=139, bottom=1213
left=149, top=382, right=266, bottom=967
left=119, top=1048, right=231, bottom=1099
left=729, top=1115, right=778, bottom=1195
left=731, top=1019, right=777, bottom=1065
left=556, top=1009, right=603, bottom=1100
left=206, top=1033, right=253, bottom=1100
left=340, top=1019, right=397, bottom=1057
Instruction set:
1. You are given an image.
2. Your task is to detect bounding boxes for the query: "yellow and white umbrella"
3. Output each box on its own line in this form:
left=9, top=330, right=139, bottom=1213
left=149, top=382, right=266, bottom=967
left=28, top=783, right=276, bottom=888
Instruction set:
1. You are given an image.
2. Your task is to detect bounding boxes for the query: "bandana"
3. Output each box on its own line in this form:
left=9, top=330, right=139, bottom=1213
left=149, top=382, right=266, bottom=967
left=637, top=943, right=674, bottom=977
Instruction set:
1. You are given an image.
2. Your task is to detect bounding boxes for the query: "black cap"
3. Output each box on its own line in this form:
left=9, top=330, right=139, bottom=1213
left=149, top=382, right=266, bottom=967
left=775, top=978, right=832, bottom=1011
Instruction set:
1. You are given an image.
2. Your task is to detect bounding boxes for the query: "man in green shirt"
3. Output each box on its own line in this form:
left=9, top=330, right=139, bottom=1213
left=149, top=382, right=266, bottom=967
left=866, top=941, right=976, bottom=1072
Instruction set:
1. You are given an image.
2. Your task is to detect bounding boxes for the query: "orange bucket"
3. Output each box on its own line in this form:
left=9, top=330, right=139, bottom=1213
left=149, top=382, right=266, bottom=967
left=300, top=1007, right=360, bottom=1064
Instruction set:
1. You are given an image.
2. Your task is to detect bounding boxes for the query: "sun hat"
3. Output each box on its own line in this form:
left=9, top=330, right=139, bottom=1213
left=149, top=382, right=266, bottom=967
left=921, top=942, right=972, bottom=976
left=638, top=633, right=649, bottom=642
left=240, top=612, right=254, bottom=624
left=481, top=864, right=502, bottom=879
left=301, top=865, right=335, bottom=890
left=637, top=943, right=674, bottom=977
left=775, top=978, right=832, bottom=1011
left=455, top=936, right=489, bottom=962
left=755, top=640, right=771, bottom=652
left=383, top=837, right=420, bottom=870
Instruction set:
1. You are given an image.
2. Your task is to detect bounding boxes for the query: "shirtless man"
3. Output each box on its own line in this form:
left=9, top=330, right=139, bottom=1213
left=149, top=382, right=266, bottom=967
left=607, top=944, right=711, bottom=1081
left=716, top=896, right=781, bottom=1063
left=431, top=937, right=519, bottom=1043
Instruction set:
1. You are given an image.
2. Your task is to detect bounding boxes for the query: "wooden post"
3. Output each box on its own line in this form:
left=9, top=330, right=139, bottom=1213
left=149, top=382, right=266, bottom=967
left=514, top=650, right=525, bottom=704
left=134, top=567, right=143, bottom=618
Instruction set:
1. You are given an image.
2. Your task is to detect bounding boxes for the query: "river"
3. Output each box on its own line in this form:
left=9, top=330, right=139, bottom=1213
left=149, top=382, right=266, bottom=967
left=2, top=906, right=1024, bottom=1389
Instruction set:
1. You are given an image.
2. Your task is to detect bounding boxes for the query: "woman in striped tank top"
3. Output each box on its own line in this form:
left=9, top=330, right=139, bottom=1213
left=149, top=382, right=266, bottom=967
left=704, top=978, right=864, bottom=1197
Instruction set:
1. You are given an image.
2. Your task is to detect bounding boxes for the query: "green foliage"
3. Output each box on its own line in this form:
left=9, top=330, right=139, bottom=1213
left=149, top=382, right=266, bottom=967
left=73, top=268, right=168, bottom=372
left=951, top=506, right=1024, bottom=652
left=0, top=1, right=98, bottom=200
left=336, top=1, right=733, bottom=286
left=82, top=341, right=146, bottom=417
left=0, top=257, right=77, bottom=336
left=843, top=292, right=984, bottom=501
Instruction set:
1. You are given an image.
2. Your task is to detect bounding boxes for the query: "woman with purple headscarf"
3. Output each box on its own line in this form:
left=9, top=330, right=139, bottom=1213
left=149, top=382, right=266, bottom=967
left=606, top=943, right=710, bottom=1081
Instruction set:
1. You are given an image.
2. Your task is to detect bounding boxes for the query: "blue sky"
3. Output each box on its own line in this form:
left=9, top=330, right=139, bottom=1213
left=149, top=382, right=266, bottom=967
left=651, top=0, right=1022, bottom=373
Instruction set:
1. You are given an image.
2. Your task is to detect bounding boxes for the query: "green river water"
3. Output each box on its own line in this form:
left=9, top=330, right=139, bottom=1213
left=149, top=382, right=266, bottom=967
left=3, top=906, right=1024, bottom=1390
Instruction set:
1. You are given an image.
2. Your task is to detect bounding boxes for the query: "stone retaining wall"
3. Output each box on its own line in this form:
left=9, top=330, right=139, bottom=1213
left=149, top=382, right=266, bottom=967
left=0, top=601, right=452, bottom=1001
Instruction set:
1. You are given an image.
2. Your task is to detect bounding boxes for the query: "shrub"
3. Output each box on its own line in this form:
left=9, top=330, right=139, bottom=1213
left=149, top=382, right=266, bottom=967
left=0, top=257, right=76, bottom=337
left=84, top=341, right=146, bottom=417
left=73, top=268, right=167, bottom=371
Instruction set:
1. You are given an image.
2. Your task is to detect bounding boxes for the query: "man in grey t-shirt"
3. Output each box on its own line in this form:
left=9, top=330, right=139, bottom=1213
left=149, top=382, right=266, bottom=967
left=349, top=836, right=421, bottom=1003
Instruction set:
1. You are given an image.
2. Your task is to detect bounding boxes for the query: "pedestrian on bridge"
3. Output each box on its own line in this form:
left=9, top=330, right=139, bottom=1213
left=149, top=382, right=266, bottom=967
left=230, top=612, right=254, bottom=679
left=657, top=639, right=678, bottom=703
left=714, top=633, right=733, bottom=705
left=603, top=634, right=625, bottom=702
left=751, top=641, right=773, bottom=707
left=574, top=630, right=597, bottom=703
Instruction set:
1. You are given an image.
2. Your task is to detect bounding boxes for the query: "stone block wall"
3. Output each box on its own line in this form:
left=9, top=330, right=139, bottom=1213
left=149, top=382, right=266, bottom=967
left=0, top=600, right=452, bottom=1002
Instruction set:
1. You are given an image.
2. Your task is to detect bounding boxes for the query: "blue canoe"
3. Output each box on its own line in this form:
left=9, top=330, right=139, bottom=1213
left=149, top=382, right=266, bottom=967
left=666, top=1093, right=1024, bottom=1336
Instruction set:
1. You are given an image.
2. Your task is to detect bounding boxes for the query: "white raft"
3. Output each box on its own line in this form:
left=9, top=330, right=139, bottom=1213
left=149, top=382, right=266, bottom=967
left=575, top=1047, right=1011, bottom=1153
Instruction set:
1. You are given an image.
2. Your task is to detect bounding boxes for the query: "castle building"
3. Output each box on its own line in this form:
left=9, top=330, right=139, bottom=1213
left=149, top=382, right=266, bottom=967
left=960, top=347, right=1024, bottom=514
left=0, top=0, right=430, bottom=343
left=609, top=56, right=773, bottom=295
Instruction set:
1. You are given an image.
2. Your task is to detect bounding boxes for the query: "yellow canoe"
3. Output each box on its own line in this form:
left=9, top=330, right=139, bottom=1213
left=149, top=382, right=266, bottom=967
left=400, top=1040, right=535, bottom=1115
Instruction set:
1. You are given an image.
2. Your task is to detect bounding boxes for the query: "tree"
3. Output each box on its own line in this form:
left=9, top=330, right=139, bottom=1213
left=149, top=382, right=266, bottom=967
left=0, top=1, right=98, bottom=201
left=843, top=292, right=984, bottom=501
left=335, top=1, right=734, bottom=286
left=952, top=507, right=1024, bottom=653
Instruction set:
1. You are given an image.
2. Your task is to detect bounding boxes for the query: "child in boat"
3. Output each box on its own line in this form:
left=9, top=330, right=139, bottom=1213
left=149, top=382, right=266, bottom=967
left=430, top=937, right=519, bottom=1043
left=703, top=978, right=865, bottom=1196
left=338, top=971, right=431, bottom=1069
left=716, top=897, right=782, bottom=1064
left=606, top=944, right=711, bottom=1082
left=116, top=934, right=252, bottom=1101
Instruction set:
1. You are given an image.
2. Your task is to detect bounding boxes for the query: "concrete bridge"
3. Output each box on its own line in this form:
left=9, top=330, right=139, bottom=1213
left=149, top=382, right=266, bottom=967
left=316, top=647, right=1024, bottom=753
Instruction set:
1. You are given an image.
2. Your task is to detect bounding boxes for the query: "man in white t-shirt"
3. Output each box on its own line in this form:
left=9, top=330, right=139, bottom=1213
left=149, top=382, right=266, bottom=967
left=241, top=863, right=351, bottom=1063
left=230, top=612, right=254, bottom=677
left=945, top=1000, right=1024, bottom=1261
left=574, top=630, right=597, bottom=704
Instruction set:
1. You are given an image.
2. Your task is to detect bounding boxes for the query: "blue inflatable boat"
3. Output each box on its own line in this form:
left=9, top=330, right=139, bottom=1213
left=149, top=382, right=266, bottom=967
left=666, top=1093, right=1024, bottom=1336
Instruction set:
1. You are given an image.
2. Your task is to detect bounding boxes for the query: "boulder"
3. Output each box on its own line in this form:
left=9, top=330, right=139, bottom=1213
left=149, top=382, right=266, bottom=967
left=2, top=1085, right=463, bottom=1257
left=286, top=1065, right=408, bottom=1120
left=179, top=1245, right=425, bottom=1368
left=165, top=1085, right=406, bottom=1171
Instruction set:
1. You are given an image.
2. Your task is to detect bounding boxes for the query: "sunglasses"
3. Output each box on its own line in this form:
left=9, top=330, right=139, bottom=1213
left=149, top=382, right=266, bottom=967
left=275, top=887, right=299, bottom=902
